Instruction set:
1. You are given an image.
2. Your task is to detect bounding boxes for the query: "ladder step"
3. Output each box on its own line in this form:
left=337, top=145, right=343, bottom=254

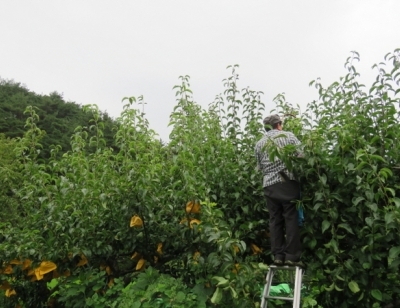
left=269, top=265, right=302, bottom=270
left=265, top=296, right=294, bottom=301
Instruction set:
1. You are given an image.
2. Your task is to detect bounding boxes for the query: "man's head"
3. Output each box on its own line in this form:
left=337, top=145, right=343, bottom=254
left=263, top=114, right=282, bottom=131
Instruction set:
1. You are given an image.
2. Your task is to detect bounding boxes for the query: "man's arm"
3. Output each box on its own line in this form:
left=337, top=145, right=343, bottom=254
left=287, top=132, right=301, bottom=146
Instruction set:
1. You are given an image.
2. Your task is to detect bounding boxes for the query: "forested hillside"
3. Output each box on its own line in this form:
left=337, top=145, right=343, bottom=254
left=0, top=79, right=116, bottom=159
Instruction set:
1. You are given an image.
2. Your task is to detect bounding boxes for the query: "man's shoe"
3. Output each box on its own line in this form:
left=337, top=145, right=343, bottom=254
left=273, top=259, right=284, bottom=266
left=285, top=260, right=305, bottom=267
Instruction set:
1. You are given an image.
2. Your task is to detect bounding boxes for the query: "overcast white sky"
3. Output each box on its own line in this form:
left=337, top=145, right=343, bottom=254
left=1, top=1, right=399, bottom=140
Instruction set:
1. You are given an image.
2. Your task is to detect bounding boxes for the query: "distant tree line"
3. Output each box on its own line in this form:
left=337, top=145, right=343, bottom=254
left=0, top=79, right=117, bottom=160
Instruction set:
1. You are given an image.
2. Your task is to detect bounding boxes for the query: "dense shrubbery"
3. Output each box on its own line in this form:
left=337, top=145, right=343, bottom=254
left=0, top=49, right=399, bottom=307
left=295, top=50, right=400, bottom=307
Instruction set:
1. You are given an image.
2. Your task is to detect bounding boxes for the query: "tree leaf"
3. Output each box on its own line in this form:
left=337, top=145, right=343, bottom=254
left=176, top=291, right=186, bottom=301
left=348, top=281, right=360, bottom=293
left=371, top=289, right=382, bottom=301
left=322, top=220, right=330, bottom=234
left=319, top=173, right=327, bottom=186
left=210, top=287, right=222, bottom=304
left=389, top=246, right=400, bottom=259
left=229, top=286, right=238, bottom=299
left=385, top=212, right=394, bottom=225
left=338, top=223, right=354, bottom=234
left=392, top=197, right=400, bottom=208
left=352, top=196, right=364, bottom=206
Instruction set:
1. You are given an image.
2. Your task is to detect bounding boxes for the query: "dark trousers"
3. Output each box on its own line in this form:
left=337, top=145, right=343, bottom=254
left=264, top=181, right=301, bottom=262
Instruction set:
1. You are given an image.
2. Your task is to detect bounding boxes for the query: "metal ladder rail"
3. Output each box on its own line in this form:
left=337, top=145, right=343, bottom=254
left=260, top=265, right=304, bottom=308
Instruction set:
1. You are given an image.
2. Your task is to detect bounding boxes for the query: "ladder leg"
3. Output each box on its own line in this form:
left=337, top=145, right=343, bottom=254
left=289, top=269, right=294, bottom=285
left=261, top=268, right=275, bottom=308
left=292, top=267, right=303, bottom=308
left=292, top=267, right=299, bottom=308
left=298, top=267, right=304, bottom=301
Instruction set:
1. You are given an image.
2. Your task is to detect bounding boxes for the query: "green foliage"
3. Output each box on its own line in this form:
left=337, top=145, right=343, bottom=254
left=117, top=267, right=208, bottom=308
left=0, top=134, right=22, bottom=224
left=1, top=49, right=400, bottom=307
left=49, top=268, right=124, bottom=308
left=0, top=79, right=117, bottom=159
left=280, top=49, right=400, bottom=307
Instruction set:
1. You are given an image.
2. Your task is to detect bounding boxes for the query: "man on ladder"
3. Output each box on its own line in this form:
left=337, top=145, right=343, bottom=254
left=255, top=114, right=304, bottom=307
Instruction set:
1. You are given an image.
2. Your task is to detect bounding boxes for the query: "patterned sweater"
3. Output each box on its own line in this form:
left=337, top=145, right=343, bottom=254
left=254, top=129, right=301, bottom=188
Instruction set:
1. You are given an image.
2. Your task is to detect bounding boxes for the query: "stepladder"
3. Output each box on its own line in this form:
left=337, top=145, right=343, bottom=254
left=260, top=264, right=305, bottom=308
